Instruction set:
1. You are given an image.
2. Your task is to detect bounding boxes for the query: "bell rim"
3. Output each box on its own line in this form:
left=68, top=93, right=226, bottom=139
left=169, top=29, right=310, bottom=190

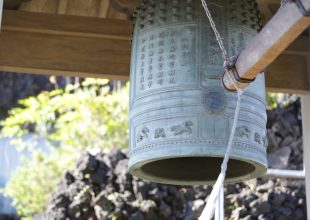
left=128, top=150, right=267, bottom=185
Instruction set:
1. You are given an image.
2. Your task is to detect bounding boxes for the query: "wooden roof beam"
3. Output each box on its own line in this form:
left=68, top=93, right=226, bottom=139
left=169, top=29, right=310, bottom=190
left=1, top=9, right=132, bottom=40
left=0, top=10, right=132, bottom=79
left=0, top=9, right=309, bottom=94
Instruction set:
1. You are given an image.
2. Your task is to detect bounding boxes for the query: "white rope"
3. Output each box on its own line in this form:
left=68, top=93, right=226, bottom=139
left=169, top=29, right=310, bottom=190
left=280, top=0, right=287, bottom=7
left=199, top=1, right=244, bottom=219
left=199, top=72, right=243, bottom=220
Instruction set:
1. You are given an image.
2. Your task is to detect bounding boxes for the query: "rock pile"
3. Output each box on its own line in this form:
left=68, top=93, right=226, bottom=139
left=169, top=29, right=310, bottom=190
left=44, top=149, right=212, bottom=220
left=226, top=100, right=306, bottom=220
left=267, top=101, right=303, bottom=170
left=43, top=101, right=307, bottom=220
left=227, top=178, right=306, bottom=219
left=0, top=214, right=18, bottom=220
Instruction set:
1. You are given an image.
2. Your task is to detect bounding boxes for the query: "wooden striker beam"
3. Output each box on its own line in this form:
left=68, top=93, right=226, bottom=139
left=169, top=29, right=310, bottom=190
left=223, top=0, right=310, bottom=90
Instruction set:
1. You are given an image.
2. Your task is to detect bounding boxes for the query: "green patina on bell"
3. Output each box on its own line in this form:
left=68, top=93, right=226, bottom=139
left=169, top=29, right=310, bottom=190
left=128, top=0, right=267, bottom=185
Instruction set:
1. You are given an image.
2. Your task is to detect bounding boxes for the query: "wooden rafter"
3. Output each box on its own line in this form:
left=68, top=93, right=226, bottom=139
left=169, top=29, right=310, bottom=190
left=256, top=0, right=273, bottom=24
left=3, top=0, right=28, bottom=10
left=1, top=0, right=134, bottom=20
left=108, top=0, right=140, bottom=19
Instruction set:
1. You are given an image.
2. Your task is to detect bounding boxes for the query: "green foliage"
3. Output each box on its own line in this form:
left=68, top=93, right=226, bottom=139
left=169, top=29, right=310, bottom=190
left=266, top=93, right=299, bottom=110
left=1, top=79, right=129, bottom=219
left=2, top=150, right=75, bottom=219
left=266, top=93, right=279, bottom=109
left=1, top=79, right=129, bottom=150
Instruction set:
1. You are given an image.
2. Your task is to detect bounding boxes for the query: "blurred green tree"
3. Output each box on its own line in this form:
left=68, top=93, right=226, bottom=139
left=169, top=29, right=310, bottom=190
left=0, top=79, right=129, bottom=219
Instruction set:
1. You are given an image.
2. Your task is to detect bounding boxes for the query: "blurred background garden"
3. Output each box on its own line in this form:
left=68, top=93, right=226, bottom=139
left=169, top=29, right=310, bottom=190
left=0, top=72, right=307, bottom=220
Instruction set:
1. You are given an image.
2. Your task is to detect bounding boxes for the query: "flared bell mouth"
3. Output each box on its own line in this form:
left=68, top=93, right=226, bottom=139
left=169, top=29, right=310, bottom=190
left=129, top=156, right=267, bottom=185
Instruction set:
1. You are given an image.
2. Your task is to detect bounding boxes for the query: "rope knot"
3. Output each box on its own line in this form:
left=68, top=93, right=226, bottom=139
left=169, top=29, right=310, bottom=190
left=223, top=55, right=249, bottom=94
left=237, top=89, right=243, bottom=97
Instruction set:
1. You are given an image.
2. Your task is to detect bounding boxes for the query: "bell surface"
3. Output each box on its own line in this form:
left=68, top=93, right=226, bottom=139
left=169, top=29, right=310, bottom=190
left=129, top=0, right=267, bottom=185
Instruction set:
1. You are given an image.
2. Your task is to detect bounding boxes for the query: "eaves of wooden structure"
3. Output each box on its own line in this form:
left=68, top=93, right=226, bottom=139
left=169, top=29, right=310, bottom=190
left=0, top=0, right=310, bottom=218
left=0, top=0, right=310, bottom=94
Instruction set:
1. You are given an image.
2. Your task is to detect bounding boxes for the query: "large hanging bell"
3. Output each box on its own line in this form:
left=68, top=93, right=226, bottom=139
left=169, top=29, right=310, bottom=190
left=128, top=0, right=267, bottom=185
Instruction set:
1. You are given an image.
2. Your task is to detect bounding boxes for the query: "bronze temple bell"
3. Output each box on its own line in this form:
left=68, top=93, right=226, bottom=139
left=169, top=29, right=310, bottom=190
left=128, top=0, right=267, bottom=185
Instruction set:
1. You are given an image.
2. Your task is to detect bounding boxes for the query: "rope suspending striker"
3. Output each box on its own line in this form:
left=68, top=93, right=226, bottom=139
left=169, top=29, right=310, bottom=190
left=199, top=0, right=244, bottom=219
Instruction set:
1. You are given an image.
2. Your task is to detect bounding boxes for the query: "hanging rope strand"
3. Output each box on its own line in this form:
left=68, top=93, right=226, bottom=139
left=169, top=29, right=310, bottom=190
left=199, top=0, right=244, bottom=219
left=199, top=84, right=242, bottom=219
left=199, top=70, right=243, bottom=220
left=200, top=0, right=229, bottom=61
left=280, top=0, right=287, bottom=7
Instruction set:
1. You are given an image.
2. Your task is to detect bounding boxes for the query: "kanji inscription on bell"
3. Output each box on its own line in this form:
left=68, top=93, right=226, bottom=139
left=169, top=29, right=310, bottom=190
left=129, top=0, right=267, bottom=185
left=135, top=25, right=197, bottom=95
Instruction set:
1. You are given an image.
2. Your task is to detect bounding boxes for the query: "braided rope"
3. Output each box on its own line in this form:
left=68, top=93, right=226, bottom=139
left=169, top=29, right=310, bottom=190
left=200, top=0, right=229, bottom=61
left=199, top=1, right=244, bottom=219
